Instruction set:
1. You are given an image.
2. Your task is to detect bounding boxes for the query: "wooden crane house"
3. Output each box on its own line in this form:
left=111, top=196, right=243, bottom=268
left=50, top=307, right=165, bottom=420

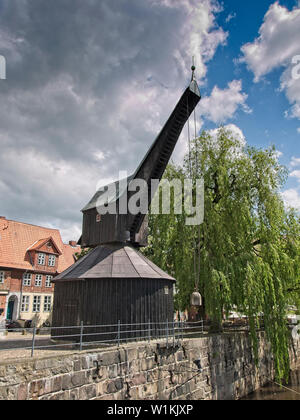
left=52, top=70, right=201, bottom=340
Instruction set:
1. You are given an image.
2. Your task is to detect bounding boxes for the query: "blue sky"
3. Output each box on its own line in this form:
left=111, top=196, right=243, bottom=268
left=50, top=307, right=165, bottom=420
left=0, top=0, right=299, bottom=240
left=199, top=0, right=300, bottom=200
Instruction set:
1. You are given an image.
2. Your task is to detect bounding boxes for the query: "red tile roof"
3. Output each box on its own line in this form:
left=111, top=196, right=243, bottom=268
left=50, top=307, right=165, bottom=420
left=27, top=237, right=62, bottom=255
left=0, top=218, right=80, bottom=272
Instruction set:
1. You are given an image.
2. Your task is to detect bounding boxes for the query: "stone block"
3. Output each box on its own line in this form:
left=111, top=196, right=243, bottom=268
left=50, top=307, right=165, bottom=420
left=79, top=384, right=97, bottom=400
left=71, top=371, right=87, bottom=387
left=98, top=352, right=119, bottom=366
left=108, top=364, right=118, bottom=379
left=126, top=347, right=138, bottom=362
left=51, top=376, right=62, bottom=393
left=106, top=381, right=116, bottom=394
left=49, top=391, right=69, bottom=400
left=28, top=379, right=46, bottom=399
left=118, top=362, right=129, bottom=377
left=130, top=373, right=146, bottom=387
left=69, top=388, right=79, bottom=400
left=81, top=355, right=90, bottom=370
left=17, top=383, right=28, bottom=400
left=73, top=359, right=81, bottom=371
left=61, top=374, right=73, bottom=390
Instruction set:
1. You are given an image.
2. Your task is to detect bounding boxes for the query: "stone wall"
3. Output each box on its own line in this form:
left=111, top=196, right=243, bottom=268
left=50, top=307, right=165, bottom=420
left=0, top=332, right=299, bottom=400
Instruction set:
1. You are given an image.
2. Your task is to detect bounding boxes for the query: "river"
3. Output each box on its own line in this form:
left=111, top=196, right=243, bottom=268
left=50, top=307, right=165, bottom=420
left=242, top=369, right=300, bottom=400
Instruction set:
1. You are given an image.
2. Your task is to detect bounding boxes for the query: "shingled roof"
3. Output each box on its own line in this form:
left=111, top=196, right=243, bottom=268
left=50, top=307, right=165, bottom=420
left=81, top=174, right=134, bottom=212
left=53, top=243, right=175, bottom=282
left=0, top=217, right=80, bottom=272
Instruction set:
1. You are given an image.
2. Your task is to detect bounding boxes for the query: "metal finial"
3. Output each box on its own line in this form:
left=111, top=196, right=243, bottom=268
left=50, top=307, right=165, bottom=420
left=191, top=56, right=196, bottom=80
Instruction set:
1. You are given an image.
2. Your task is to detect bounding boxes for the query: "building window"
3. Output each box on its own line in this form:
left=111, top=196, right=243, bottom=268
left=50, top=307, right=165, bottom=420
left=21, top=296, right=30, bottom=312
left=35, top=274, right=42, bottom=287
left=48, top=255, right=56, bottom=267
left=45, top=275, right=53, bottom=288
left=33, top=296, right=41, bottom=312
left=38, top=253, right=46, bottom=265
left=23, top=273, right=32, bottom=287
left=0, top=271, right=4, bottom=284
left=44, top=296, right=52, bottom=312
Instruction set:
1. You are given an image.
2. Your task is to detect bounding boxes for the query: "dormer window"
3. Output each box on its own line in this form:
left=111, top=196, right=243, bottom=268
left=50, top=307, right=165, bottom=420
left=48, top=255, right=56, bottom=267
left=38, top=253, right=46, bottom=265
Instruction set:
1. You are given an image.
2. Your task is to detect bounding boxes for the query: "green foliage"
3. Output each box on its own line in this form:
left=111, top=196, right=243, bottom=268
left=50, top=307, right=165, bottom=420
left=75, top=247, right=91, bottom=261
left=143, top=127, right=300, bottom=380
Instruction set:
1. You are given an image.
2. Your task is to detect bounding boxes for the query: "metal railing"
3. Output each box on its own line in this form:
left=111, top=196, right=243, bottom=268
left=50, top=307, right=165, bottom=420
left=0, top=320, right=204, bottom=357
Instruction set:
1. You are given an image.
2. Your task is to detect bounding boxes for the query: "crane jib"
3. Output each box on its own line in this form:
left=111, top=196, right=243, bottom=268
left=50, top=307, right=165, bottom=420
left=80, top=77, right=201, bottom=248
left=128, top=82, right=201, bottom=241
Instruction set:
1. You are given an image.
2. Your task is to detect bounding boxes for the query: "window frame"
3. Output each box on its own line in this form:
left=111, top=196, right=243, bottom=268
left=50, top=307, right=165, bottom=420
left=23, top=273, right=32, bottom=287
left=0, top=271, right=4, bottom=284
left=43, top=295, right=52, bottom=312
left=34, top=274, right=42, bottom=287
left=48, top=254, right=56, bottom=267
left=45, top=275, right=53, bottom=288
left=21, top=295, right=30, bottom=312
left=33, top=295, right=41, bottom=313
left=37, top=253, right=46, bottom=266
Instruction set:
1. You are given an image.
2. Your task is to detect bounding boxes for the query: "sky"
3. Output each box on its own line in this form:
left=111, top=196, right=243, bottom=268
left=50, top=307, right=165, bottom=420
left=0, top=0, right=299, bottom=242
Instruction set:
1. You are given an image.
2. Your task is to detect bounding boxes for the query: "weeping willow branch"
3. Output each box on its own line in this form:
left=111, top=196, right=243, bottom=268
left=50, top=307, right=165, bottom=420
left=144, top=127, right=300, bottom=381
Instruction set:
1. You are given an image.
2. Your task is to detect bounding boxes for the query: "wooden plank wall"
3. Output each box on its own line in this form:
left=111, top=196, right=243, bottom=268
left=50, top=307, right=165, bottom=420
left=52, top=278, right=174, bottom=342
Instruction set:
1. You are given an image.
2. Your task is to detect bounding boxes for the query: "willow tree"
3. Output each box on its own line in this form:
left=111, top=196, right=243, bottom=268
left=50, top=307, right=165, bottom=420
left=144, top=127, right=300, bottom=381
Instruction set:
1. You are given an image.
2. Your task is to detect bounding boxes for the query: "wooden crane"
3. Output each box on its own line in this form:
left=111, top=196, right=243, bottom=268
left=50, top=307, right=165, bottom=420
left=80, top=75, right=201, bottom=248
left=52, top=71, right=202, bottom=336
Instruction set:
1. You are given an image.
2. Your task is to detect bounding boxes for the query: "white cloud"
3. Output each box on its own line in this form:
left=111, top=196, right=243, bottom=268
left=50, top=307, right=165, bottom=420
left=274, top=150, right=283, bottom=159
left=290, top=157, right=300, bottom=167
left=199, top=80, right=251, bottom=124
left=150, top=0, right=228, bottom=81
left=290, top=170, right=300, bottom=182
left=282, top=156, right=300, bottom=213
left=240, top=3, right=300, bottom=81
left=48, top=223, right=82, bottom=244
left=282, top=188, right=300, bottom=211
left=225, top=12, right=236, bottom=23
left=297, top=127, right=300, bottom=134
left=208, top=123, right=246, bottom=144
left=240, top=2, right=300, bottom=120
left=0, top=148, right=98, bottom=238
left=0, top=0, right=228, bottom=240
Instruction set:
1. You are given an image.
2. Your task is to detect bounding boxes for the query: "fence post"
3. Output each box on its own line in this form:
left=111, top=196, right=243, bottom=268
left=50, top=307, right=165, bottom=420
left=31, top=325, right=36, bottom=357
left=148, top=319, right=151, bottom=344
left=173, top=319, right=175, bottom=348
left=166, top=319, right=168, bottom=349
left=117, top=320, right=121, bottom=347
left=79, top=321, right=84, bottom=351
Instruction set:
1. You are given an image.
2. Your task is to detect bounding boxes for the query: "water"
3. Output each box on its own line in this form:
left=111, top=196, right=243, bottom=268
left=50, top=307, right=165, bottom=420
left=242, top=369, right=300, bottom=400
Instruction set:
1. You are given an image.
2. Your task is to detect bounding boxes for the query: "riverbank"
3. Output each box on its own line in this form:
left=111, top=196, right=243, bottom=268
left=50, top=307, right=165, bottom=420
left=242, top=368, right=300, bottom=400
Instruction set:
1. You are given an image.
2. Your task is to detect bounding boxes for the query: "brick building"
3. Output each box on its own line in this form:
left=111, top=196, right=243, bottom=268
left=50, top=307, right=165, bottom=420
left=0, top=217, right=80, bottom=326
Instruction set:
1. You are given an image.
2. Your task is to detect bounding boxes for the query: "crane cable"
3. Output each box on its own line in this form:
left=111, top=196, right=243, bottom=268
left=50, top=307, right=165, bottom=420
left=187, top=58, right=201, bottom=305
